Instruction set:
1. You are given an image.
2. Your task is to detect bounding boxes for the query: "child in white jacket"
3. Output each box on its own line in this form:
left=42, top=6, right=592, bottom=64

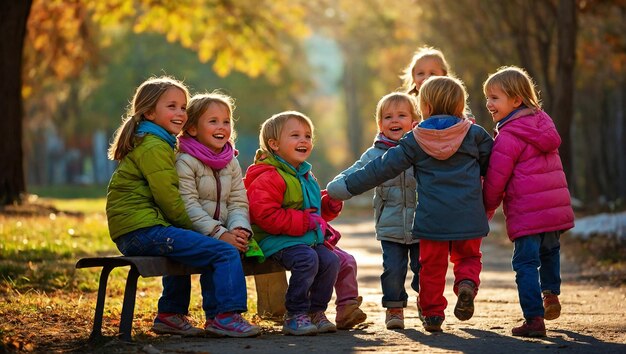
left=175, top=91, right=258, bottom=336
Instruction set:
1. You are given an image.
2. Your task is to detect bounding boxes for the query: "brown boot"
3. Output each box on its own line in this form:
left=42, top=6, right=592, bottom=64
left=336, top=296, right=367, bottom=330
left=543, top=291, right=561, bottom=320
left=454, top=280, right=476, bottom=321
left=512, top=316, right=546, bottom=337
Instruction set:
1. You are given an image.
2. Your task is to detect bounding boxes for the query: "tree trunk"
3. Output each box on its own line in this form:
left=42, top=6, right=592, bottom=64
left=553, top=0, right=577, bottom=191
left=0, top=1, right=32, bottom=206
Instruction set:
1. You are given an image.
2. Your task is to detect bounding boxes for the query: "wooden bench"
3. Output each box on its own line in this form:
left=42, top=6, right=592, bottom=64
left=76, top=256, right=287, bottom=342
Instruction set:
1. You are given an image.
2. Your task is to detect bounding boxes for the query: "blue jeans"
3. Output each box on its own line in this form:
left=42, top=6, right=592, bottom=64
left=115, top=225, right=247, bottom=318
left=512, top=231, right=561, bottom=319
left=380, top=240, right=421, bottom=308
left=272, top=244, right=339, bottom=314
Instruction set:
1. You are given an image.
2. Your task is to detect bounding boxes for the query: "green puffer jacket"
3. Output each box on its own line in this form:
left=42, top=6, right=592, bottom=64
left=106, top=134, right=192, bottom=240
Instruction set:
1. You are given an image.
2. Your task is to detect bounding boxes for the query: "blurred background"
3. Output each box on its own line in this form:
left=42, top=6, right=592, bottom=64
left=3, top=0, right=625, bottom=212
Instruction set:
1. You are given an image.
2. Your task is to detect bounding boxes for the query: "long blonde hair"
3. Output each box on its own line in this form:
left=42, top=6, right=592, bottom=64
left=375, top=92, right=420, bottom=130
left=107, top=76, right=190, bottom=161
left=184, top=91, right=237, bottom=143
left=483, top=66, right=541, bottom=111
left=418, top=76, right=467, bottom=118
left=258, top=111, right=314, bottom=155
left=401, top=46, right=450, bottom=96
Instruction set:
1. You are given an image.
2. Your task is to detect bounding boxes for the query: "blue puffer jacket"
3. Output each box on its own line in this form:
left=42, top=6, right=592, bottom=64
left=327, top=137, right=417, bottom=244
left=328, top=116, right=493, bottom=241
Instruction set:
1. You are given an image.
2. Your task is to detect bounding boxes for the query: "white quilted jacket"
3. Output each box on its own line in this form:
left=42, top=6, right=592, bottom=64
left=175, top=152, right=251, bottom=239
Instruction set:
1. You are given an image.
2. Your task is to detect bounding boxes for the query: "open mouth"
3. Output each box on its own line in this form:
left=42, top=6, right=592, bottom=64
left=390, top=127, right=402, bottom=132
left=171, top=119, right=184, bottom=125
left=213, top=134, right=225, bottom=140
left=295, top=147, right=308, bottom=153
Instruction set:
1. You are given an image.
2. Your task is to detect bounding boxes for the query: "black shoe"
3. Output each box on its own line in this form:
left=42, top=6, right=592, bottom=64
left=423, top=316, right=444, bottom=332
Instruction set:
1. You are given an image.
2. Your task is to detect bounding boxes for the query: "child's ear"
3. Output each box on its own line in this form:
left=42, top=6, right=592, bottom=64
left=187, top=125, right=198, bottom=137
left=513, top=96, right=523, bottom=108
left=144, top=110, right=155, bottom=121
left=268, top=139, right=279, bottom=152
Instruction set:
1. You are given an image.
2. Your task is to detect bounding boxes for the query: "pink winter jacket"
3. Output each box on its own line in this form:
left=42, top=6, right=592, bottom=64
left=483, top=109, right=574, bottom=241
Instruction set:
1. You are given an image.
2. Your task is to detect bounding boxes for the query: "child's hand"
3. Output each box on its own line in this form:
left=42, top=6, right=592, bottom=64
left=220, top=231, right=249, bottom=253
left=306, top=209, right=328, bottom=234
left=232, top=227, right=251, bottom=240
left=326, top=196, right=343, bottom=214
left=325, top=178, right=353, bottom=201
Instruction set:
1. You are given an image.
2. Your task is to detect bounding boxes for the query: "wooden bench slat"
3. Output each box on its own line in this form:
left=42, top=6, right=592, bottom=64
left=77, top=256, right=201, bottom=277
left=76, top=256, right=285, bottom=277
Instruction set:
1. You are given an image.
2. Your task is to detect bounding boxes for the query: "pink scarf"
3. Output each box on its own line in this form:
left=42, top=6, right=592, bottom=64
left=178, top=134, right=234, bottom=170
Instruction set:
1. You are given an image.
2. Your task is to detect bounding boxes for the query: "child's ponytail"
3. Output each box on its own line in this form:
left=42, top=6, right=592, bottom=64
left=107, top=113, right=142, bottom=161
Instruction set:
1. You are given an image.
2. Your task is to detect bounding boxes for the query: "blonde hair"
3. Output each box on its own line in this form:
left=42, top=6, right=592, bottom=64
left=375, top=92, right=420, bottom=130
left=418, top=76, right=467, bottom=118
left=108, top=76, right=190, bottom=161
left=259, top=111, right=314, bottom=155
left=184, top=91, right=237, bottom=142
left=401, top=46, right=450, bottom=96
left=483, top=66, right=542, bottom=110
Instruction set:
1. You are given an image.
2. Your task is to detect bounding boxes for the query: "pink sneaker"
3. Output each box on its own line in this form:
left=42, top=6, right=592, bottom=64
left=152, top=313, right=203, bottom=336
left=205, top=312, right=261, bottom=338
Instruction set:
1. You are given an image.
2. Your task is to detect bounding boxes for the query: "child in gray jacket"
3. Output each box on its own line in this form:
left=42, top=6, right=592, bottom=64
left=327, top=92, right=420, bottom=330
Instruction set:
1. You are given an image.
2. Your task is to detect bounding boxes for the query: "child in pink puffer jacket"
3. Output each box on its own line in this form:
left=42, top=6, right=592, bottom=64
left=482, top=66, right=575, bottom=338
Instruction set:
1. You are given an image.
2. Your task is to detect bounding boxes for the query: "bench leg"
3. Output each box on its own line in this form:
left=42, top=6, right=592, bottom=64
left=254, top=271, right=287, bottom=318
left=89, top=265, right=114, bottom=342
left=118, top=267, right=140, bottom=342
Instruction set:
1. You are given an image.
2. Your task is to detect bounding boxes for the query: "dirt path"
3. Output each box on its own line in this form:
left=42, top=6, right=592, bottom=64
left=113, top=216, right=626, bottom=353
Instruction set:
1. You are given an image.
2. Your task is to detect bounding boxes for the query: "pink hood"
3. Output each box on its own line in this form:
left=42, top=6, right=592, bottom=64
left=412, top=119, right=472, bottom=160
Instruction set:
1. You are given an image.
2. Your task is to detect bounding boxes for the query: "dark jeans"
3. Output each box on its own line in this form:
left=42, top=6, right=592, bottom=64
left=512, top=231, right=561, bottom=319
left=115, top=225, right=248, bottom=318
left=272, top=244, right=339, bottom=314
left=380, top=240, right=421, bottom=308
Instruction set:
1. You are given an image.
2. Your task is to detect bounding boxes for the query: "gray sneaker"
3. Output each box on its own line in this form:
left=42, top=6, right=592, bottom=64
left=310, top=311, right=337, bottom=333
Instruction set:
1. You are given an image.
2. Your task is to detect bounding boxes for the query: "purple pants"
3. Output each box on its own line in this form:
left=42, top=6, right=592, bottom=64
left=272, top=244, right=340, bottom=314
left=333, top=246, right=360, bottom=307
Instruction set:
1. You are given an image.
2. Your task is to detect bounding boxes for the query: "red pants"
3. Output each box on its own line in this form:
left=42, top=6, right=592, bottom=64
left=418, top=238, right=482, bottom=318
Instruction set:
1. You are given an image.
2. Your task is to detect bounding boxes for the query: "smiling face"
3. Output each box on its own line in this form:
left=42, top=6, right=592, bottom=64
left=145, top=87, right=187, bottom=135
left=485, top=85, right=522, bottom=123
left=379, top=100, right=414, bottom=141
left=188, top=102, right=231, bottom=153
left=412, top=57, right=447, bottom=92
left=269, top=117, right=313, bottom=168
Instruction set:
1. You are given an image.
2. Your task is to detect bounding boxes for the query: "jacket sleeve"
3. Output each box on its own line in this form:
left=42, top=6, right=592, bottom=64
left=225, top=159, right=252, bottom=233
left=483, top=132, right=523, bottom=212
left=139, top=143, right=192, bottom=229
left=176, top=154, right=222, bottom=237
left=320, top=190, right=342, bottom=221
left=344, top=136, right=415, bottom=196
left=247, top=170, right=311, bottom=236
left=476, top=126, right=494, bottom=176
left=326, top=147, right=376, bottom=200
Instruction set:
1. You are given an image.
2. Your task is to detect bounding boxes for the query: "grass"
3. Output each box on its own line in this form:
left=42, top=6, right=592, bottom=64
left=0, top=197, right=267, bottom=353
left=28, top=184, right=107, bottom=199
